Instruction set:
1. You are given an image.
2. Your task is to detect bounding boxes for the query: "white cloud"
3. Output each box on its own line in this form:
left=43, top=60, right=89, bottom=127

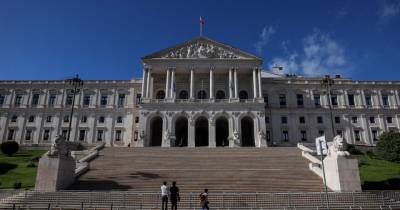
left=254, top=26, right=276, bottom=55
left=378, top=0, right=400, bottom=25
left=269, top=29, right=348, bottom=76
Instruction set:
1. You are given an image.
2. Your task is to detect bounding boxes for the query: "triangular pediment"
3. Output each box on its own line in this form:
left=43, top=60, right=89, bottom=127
left=142, top=36, right=261, bottom=60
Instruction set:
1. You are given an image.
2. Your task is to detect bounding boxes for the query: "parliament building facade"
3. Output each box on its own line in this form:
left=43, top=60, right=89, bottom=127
left=1, top=37, right=400, bottom=147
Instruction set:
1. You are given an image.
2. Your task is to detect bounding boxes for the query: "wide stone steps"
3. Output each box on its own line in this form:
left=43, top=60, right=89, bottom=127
left=69, top=147, right=325, bottom=192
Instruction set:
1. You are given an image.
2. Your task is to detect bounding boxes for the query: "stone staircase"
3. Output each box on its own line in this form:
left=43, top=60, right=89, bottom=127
left=69, top=147, right=325, bottom=192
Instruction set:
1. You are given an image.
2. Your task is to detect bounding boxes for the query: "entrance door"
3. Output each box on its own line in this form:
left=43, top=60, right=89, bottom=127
left=175, top=117, right=188, bottom=147
left=150, top=116, right=162, bottom=146
left=216, top=117, right=229, bottom=147
left=195, top=117, right=209, bottom=147
left=241, top=116, right=255, bottom=147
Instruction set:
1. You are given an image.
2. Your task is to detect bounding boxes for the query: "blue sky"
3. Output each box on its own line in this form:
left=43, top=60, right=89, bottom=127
left=0, top=0, right=399, bottom=80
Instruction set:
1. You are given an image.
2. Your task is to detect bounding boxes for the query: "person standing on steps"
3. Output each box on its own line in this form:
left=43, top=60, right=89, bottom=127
left=169, top=181, right=180, bottom=210
left=161, top=181, right=169, bottom=210
left=199, top=188, right=209, bottom=210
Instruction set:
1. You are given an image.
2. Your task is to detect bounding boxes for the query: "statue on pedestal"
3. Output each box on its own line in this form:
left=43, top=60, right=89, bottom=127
left=327, top=135, right=350, bottom=157
left=48, top=135, right=71, bottom=159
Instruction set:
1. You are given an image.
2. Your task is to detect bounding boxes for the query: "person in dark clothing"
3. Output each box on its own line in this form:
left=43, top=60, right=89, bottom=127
left=169, top=181, right=180, bottom=210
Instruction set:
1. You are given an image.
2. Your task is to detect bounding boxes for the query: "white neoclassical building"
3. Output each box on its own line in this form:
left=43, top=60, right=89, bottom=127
left=1, top=36, right=400, bottom=147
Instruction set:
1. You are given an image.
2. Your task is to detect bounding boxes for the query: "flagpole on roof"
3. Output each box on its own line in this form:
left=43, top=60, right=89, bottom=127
left=199, top=16, right=204, bottom=36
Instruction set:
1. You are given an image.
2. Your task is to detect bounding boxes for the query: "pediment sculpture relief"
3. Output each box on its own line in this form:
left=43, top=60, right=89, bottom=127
left=161, top=42, right=245, bottom=59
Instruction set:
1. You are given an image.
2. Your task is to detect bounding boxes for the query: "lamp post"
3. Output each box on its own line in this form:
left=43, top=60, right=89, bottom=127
left=65, top=74, right=83, bottom=141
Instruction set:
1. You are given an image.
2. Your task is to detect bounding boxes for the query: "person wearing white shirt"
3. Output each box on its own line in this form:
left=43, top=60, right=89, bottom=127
left=161, top=181, right=169, bottom=210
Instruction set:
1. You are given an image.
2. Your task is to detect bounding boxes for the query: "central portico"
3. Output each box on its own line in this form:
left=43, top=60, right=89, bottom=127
left=138, top=36, right=267, bottom=147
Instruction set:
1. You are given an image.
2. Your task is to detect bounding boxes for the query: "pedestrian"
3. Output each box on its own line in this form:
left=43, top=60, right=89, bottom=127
left=199, top=188, right=209, bottom=210
left=161, top=181, right=169, bottom=210
left=169, top=181, right=180, bottom=210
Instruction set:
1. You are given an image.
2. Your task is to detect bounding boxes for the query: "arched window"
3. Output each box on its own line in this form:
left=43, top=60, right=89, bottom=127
left=216, top=90, right=225, bottom=99
left=197, top=90, right=207, bottom=99
left=156, top=90, right=165, bottom=99
left=239, top=90, right=248, bottom=100
left=179, top=90, right=189, bottom=99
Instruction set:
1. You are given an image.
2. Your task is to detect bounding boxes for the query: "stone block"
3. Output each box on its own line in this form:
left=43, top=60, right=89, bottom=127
left=324, top=155, right=362, bottom=192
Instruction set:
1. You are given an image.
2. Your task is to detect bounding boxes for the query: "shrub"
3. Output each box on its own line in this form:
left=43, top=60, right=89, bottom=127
left=347, top=144, right=363, bottom=155
left=376, top=131, right=400, bottom=162
left=13, top=182, right=22, bottom=189
left=0, top=141, right=19, bottom=156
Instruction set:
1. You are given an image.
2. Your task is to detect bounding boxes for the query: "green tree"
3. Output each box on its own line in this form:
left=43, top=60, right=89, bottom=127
left=376, top=131, right=400, bottom=162
left=0, top=141, right=19, bottom=156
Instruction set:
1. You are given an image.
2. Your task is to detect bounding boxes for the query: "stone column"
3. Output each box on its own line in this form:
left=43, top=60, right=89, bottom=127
left=258, top=68, right=262, bottom=98
left=188, top=118, right=195, bottom=147
left=190, top=68, right=194, bottom=99
left=253, top=68, right=257, bottom=99
left=146, top=69, right=151, bottom=98
left=165, top=69, right=170, bottom=99
left=360, top=90, right=366, bottom=108
left=141, top=69, right=147, bottom=98
left=170, top=68, right=175, bottom=99
left=234, top=68, right=238, bottom=98
left=229, top=68, right=233, bottom=99
left=209, top=67, right=214, bottom=99
left=209, top=120, right=216, bottom=147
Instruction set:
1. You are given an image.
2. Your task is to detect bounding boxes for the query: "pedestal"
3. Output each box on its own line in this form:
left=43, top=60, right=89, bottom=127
left=35, top=155, right=76, bottom=191
left=323, top=155, right=362, bottom=192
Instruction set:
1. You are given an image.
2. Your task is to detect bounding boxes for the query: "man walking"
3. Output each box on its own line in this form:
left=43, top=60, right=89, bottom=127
left=161, top=181, right=169, bottom=210
left=169, top=181, right=180, bottom=210
left=199, top=188, right=209, bottom=210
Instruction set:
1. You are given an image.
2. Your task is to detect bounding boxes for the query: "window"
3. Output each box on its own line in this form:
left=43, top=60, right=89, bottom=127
left=365, top=95, right=372, bottom=107
left=28, top=115, right=35, bottom=123
left=11, top=115, right=17, bottom=122
left=334, top=116, right=341, bottom=124
left=15, top=95, right=23, bottom=106
left=331, top=94, right=338, bottom=107
left=79, top=130, right=86, bottom=141
left=115, top=130, right=122, bottom=141
left=265, top=116, right=270, bottom=124
left=0, top=94, right=5, bottom=105
left=81, top=116, right=87, bottom=123
left=297, top=94, right=304, bottom=107
left=318, top=130, right=325, bottom=136
left=299, top=116, right=305, bottom=124
left=354, top=130, right=361, bottom=141
left=348, top=94, right=355, bottom=106
left=301, top=130, right=307, bottom=141
left=97, top=130, right=104, bottom=141
left=372, top=130, right=378, bottom=141
left=134, top=131, right=138, bottom=141
left=46, top=115, right=52, bottom=123
left=118, top=94, right=125, bottom=106
left=32, top=94, right=40, bottom=105
left=216, top=90, right=225, bottom=100
left=266, top=130, right=271, bottom=142
left=135, top=116, right=139, bottom=123
left=66, top=94, right=73, bottom=105
left=263, top=94, right=269, bottom=107
left=43, top=129, right=50, bottom=141
left=7, top=129, right=15, bottom=140
left=336, top=130, right=343, bottom=137
left=25, top=129, right=32, bottom=140
left=100, top=95, right=108, bottom=106
left=61, top=129, right=68, bottom=138
left=198, top=90, right=207, bottom=99
left=99, top=116, right=105, bottom=123
left=117, top=116, right=123, bottom=123
left=387, top=116, right=393, bottom=124
left=314, top=94, right=321, bottom=107
left=83, top=95, right=90, bottom=106
left=239, top=90, right=248, bottom=100
left=279, top=94, right=286, bottom=107
left=317, top=116, right=323, bottom=124
left=63, top=115, right=69, bottom=123
left=49, top=94, right=56, bottom=106
left=282, top=130, right=289, bottom=142
left=382, top=94, right=389, bottom=107
left=369, top=116, right=375, bottom=124
left=352, top=116, right=358, bottom=123
left=179, top=90, right=189, bottom=99
left=156, top=90, right=165, bottom=99
left=281, top=116, right=287, bottom=124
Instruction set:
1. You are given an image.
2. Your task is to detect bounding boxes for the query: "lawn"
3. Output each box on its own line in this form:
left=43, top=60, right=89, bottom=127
left=356, top=154, right=400, bottom=190
left=0, top=150, right=45, bottom=189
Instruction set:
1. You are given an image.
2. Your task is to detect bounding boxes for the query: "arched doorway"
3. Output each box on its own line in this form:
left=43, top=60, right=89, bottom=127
left=241, top=116, right=255, bottom=147
left=175, top=117, right=188, bottom=147
left=150, top=116, right=163, bottom=146
left=239, top=90, right=249, bottom=100
left=216, top=90, right=225, bottom=99
left=216, top=117, right=229, bottom=147
left=198, top=90, right=207, bottom=99
left=195, top=117, right=209, bottom=146
left=156, top=90, right=165, bottom=99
